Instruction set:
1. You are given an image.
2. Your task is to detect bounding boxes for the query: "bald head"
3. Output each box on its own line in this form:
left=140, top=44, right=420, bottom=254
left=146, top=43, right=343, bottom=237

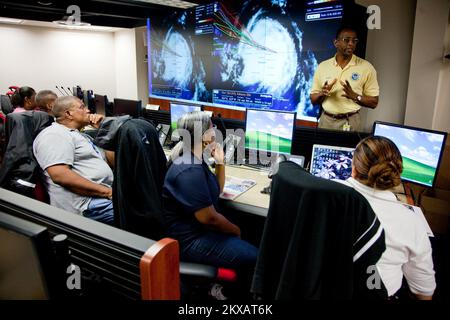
left=53, top=96, right=80, bottom=120
left=36, top=90, right=57, bottom=114
left=53, top=96, right=91, bottom=130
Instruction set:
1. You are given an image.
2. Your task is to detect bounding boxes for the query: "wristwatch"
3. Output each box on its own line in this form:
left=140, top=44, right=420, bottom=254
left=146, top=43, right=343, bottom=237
left=356, top=95, right=362, bottom=102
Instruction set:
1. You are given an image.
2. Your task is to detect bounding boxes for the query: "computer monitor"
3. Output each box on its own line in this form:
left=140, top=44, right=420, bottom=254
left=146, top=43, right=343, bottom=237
left=0, top=212, right=56, bottom=299
left=170, top=103, right=202, bottom=131
left=113, top=98, right=142, bottom=118
left=94, top=94, right=108, bottom=116
left=373, top=121, right=447, bottom=188
left=245, top=109, right=296, bottom=155
left=310, top=144, right=355, bottom=181
left=83, top=90, right=95, bottom=114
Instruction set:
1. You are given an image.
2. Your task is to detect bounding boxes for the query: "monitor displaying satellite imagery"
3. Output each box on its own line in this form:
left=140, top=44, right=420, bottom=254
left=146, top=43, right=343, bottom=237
left=148, top=0, right=354, bottom=121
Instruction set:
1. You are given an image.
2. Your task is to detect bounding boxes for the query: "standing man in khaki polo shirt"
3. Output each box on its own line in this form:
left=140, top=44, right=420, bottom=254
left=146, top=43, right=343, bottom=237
left=310, top=27, right=379, bottom=131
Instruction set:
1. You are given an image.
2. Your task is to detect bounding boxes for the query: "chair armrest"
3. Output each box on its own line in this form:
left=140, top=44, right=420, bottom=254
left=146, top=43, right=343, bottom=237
left=180, top=262, right=237, bottom=282
left=180, top=262, right=217, bottom=279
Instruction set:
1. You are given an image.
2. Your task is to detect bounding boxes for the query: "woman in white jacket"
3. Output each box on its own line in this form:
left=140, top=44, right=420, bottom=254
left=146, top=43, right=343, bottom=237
left=342, top=136, right=436, bottom=300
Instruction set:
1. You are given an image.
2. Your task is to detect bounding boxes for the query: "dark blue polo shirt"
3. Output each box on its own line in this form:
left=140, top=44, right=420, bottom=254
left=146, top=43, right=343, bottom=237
left=162, top=152, right=220, bottom=246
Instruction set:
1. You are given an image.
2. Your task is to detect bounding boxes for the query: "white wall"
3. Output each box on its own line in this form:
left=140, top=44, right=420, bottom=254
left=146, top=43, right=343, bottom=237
left=405, top=0, right=450, bottom=131
left=114, top=29, right=138, bottom=100
left=433, top=15, right=450, bottom=133
left=356, top=0, right=417, bottom=132
left=135, top=26, right=149, bottom=104
left=0, top=24, right=116, bottom=98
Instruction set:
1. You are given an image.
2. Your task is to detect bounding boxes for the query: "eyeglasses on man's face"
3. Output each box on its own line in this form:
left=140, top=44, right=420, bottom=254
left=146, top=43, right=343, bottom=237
left=339, top=37, right=359, bottom=44
left=71, top=103, right=88, bottom=111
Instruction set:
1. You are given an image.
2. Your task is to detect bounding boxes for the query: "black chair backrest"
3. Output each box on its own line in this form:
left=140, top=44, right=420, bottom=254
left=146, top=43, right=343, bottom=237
left=0, top=111, right=53, bottom=196
left=252, top=161, right=387, bottom=300
left=0, top=95, right=13, bottom=115
left=113, top=118, right=168, bottom=239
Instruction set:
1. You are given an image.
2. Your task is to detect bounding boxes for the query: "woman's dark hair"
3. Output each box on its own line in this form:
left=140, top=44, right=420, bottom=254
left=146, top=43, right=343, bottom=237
left=10, top=86, right=36, bottom=108
left=353, top=136, right=403, bottom=190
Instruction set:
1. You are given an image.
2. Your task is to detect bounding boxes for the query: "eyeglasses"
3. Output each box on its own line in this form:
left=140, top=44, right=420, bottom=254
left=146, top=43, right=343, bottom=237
left=339, top=37, right=359, bottom=44
left=70, top=104, right=87, bottom=111
left=203, top=124, right=217, bottom=143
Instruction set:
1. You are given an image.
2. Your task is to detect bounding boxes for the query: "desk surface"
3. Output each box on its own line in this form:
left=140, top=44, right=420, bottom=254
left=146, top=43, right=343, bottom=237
left=221, top=165, right=413, bottom=216
left=222, top=165, right=271, bottom=217
left=162, top=148, right=412, bottom=217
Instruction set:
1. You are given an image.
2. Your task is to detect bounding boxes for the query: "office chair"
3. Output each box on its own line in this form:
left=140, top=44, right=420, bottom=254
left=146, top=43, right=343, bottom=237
left=0, top=111, right=53, bottom=199
left=109, top=118, right=237, bottom=297
left=112, top=118, right=167, bottom=238
left=1, top=94, right=14, bottom=115
left=251, top=161, right=388, bottom=300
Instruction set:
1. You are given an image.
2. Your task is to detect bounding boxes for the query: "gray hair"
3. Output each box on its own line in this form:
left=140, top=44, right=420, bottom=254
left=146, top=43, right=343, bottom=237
left=168, top=111, right=211, bottom=165
left=35, top=90, right=57, bottom=109
left=53, top=96, right=79, bottom=121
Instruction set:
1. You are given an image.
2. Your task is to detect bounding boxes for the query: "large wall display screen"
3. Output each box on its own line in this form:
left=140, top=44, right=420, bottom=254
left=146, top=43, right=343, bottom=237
left=148, top=0, right=348, bottom=121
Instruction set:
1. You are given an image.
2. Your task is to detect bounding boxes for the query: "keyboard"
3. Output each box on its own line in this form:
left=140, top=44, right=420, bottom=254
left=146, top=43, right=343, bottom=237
left=243, top=162, right=271, bottom=171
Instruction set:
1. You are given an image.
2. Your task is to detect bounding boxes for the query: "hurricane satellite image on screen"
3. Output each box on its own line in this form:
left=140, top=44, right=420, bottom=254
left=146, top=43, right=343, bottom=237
left=148, top=0, right=344, bottom=120
left=310, top=146, right=354, bottom=181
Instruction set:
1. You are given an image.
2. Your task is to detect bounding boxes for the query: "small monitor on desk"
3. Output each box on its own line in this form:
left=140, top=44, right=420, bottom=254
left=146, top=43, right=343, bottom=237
left=113, top=98, right=142, bottom=118
left=310, top=144, right=354, bottom=181
left=94, top=94, right=108, bottom=116
left=245, top=109, right=296, bottom=155
left=373, top=121, right=447, bottom=188
left=170, top=103, right=202, bottom=141
left=0, top=213, right=56, bottom=299
left=170, top=103, right=202, bottom=130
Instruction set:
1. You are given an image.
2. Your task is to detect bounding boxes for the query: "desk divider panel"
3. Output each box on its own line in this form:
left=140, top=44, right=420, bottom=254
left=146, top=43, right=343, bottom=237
left=0, top=188, right=180, bottom=300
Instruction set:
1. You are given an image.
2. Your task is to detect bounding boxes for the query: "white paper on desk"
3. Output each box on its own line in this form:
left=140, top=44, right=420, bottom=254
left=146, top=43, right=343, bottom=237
left=220, top=176, right=256, bottom=200
left=402, top=204, right=434, bottom=237
left=145, top=104, right=159, bottom=110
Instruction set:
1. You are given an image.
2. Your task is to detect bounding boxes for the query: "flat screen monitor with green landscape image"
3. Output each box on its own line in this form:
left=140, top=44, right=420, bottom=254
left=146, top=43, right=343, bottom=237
left=373, top=121, right=447, bottom=188
left=170, top=103, right=202, bottom=131
left=245, top=109, right=296, bottom=155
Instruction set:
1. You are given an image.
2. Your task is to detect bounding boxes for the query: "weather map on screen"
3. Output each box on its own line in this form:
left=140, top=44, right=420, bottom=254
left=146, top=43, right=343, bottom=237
left=148, top=0, right=348, bottom=121
left=310, top=145, right=354, bottom=181
left=245, top=109, right=296, bottom=154
left=373, top=122, right=447, bottom=187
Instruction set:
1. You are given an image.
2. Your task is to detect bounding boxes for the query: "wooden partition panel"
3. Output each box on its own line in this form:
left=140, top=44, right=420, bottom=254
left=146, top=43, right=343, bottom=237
left=0, top=188, right=178, bottom=300
left=150, top=97, right=170, bottom=111
left=140, top=238, right=180, bottom=300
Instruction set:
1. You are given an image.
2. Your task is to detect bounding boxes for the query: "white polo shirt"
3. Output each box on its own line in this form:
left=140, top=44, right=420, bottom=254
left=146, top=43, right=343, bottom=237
left=339, top=178, right=436, bottom=297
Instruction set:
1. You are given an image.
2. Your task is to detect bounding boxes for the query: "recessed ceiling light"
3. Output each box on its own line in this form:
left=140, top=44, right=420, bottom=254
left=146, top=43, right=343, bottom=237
left=52, top=16, right=91, bottom=27
left=64, top=24, right=114, bottom=32
left=0, top=17, right=24, bottom=24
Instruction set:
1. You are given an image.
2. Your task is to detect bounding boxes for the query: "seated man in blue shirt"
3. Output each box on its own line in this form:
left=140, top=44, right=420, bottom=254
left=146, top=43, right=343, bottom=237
left=163, top=111, right=258, bottom=271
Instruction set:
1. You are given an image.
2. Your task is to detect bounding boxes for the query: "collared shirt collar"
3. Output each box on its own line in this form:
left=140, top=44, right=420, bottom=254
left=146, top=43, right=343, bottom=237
left=346, top=177, right=397, bottom=202
left=333, top=54, right=357, bottom=67
left=53, top=121, right=79, bottom=132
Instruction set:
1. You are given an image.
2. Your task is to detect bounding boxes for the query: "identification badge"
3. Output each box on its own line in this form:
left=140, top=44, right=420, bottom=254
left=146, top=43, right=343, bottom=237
left=343, top=123, right=351, bottom=131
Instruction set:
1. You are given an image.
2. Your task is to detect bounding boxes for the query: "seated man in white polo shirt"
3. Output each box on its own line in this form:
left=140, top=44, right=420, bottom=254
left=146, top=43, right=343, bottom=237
left=33, top=96, right=114, bottom=225
left=310, top=26, right=379, bottom=131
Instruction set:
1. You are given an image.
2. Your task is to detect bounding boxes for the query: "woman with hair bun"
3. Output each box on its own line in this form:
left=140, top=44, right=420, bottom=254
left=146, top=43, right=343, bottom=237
left=341, top=136, right=436, bottom=299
